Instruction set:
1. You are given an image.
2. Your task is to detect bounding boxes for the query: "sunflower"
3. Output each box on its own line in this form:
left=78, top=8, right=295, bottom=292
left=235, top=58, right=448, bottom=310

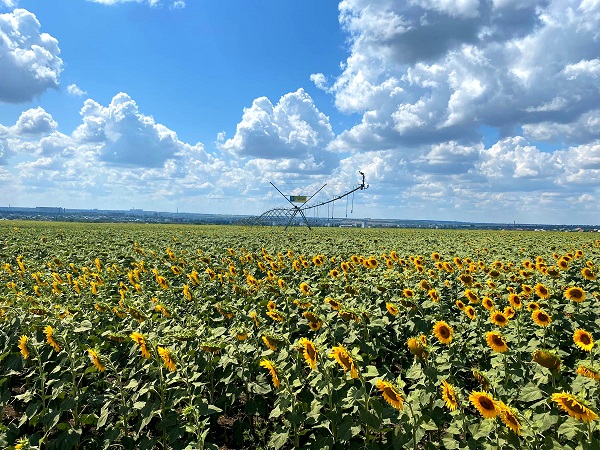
left=18, top=335, right=29, bottom=360
left=472, top=369, right=490, bottom=391
left=455, top=300, right=465, bottom=310
left=157, top=346, right=176, bottom=372
left=266, top=310, right=284, bottom=322
left=330, top=269, right=340, bottom=278
left=428, top=289, right=440, bottom=302
left=130, top=332, right=150, bottom=358
left=419, top=279, right=432, bottom=291
left=573, top=329, right=594, bottom=352
left=299, top=282, right=311, bottom=296
left=308, top=320, right=322, bottom=331
left=532, top=309, right=552, bottom=327
left=486, top=332, right=508, bottom=353
left=338, top=309, right=360, bottom=323
left=551, top=392, right=598, bottom=422
left=330, top=345, right=358, bottom=378
left=577, top=364, right=600, bottom=381
left=86, top=348, right=106, bottom=371
left=565, top=287, right=585, bottom=303
left=403, top=288, right=415, bottom=298
left=377, top=380, right=404, bottom=410
left=44, top=325, right=60, bottom=352
left=459, top=273, right=474, bottom=286
left=325, top=297, right=342, bottom=310
left=535, top=283, right=550, bottom=299
left=532, top=349, right=561, bottom=370
left=469, top=391, right=499, bottom=419
left=482, top=297, right=495, bottom=311
left=508, top=294, right=523, bottom=309
left=298, top=338, right=318, bottom=369
left=581, top=267, right=596, bottom=281
left=433, top=321, right=453, bottom=345
left=490, top=310, right=509, bottom=327
left=520, top=284, right=533, bottom=297
left=527, top=301, right=540, bottom=311
left=464, top=289, right=479, bottom=304
left=497, top=401, right=521, bottom=435
left=260, top=359, right=280, bottom=388
left=262, top=335, right=279, bottom=351
left=504, top=306, right=515, bottom=319
left=465, top=306, right=476, bottom=320
left=440, top=380, right=458, bottom=411
left=407, top=337, right=427, bottom=359
left=386, top=302, right=399, bottom=316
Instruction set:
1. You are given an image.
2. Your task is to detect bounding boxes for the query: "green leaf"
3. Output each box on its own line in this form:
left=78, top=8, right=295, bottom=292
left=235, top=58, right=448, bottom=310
left=557, top=419, right=579, bottom=440
left=268, top=430, right=289, bottom=450
left=519, top=382, right=544, bottom=402
left=73, top=320, right=93, bottom=332
left=133, top=401, right=146, bottom=410
left=197, top=401, right=222, bottom=416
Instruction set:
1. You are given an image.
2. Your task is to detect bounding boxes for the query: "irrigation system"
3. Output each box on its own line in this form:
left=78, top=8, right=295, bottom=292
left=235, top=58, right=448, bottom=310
left=244, top=172, right=369, bottom=230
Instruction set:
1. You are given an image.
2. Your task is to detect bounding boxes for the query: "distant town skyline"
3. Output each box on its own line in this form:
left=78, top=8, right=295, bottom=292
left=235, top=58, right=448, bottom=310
left=1, top=0, right=600, bottom=225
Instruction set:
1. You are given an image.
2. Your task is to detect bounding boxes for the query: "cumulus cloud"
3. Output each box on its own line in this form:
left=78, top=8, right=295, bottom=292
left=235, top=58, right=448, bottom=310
left=72, top=93, right=200, bottom=168
left=218, top=89, right=335, bottom=172
left=317, top=0, right=600, bottom=156
left=67, top=84, right=87, bottom=97
left=0, top=9, right=63, bottom=103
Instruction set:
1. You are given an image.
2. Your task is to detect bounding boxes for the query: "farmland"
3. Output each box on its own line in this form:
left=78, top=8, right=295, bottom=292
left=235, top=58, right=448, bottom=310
left=0, top=221, right=598, bottom=449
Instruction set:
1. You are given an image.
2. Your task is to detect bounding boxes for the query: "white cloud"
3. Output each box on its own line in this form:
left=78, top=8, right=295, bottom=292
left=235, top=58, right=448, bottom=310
left=320, top=0, right=600, bottom=152
left=0, top=1, right=17, bottom=7
left=67, top=84, right=87, bottom=97
left=218, top=89, right=335, bottom=168
left=0, top=9, right=63, bottom=103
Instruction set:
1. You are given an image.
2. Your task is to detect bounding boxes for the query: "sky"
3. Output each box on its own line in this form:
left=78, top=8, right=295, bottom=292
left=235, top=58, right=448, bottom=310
left=1, top=0, right=600, bottom=225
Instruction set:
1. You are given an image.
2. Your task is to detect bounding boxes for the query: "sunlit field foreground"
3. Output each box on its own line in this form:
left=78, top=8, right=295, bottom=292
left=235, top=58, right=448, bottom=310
left=1, top=221, right=599, bottom=450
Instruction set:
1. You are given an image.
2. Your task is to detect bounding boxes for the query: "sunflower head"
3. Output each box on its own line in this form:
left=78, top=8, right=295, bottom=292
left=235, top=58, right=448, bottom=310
left=469, top=391, right=499, bottom=419
left=508, top=293, right=523, bottom=309
left=565, top=287, right=585, bottom=303
left=259, top=359, right=280, bottom=388
left=376, top=379, right=404, bottom=410
left=532, top=309, right=552, bottom=327
left=482, top=297, right=494, bottom=310
left=573, top=329, right=594, bottom=352
left=298, top=338, right=318, bottom=369
left=497, top=401, right=521, bottom=435
left=551, top=392, right=598, bottom=422
left=581, top=267, right=596, bottom=281
left=330, top=344, right=358, bottom=378
left=465, top=306, right=476, bottom=320
left=490, top=310, right=509, bottom=327
left=386, top=302, right=399, bottom=316
left=407, top=337, right=427, bottom=359
left=433, top=321, right=453, bottom=345
left=577, top=364, right=600, bottom=381
left=532, top=349, right=561, bottom=370
left=486, top=331, right=509, bottom=353
left=535, top=283, right=550, bottom=299
left=472, top=369, right=490, bottom=391
left=440, top=380, right=458, bottom=411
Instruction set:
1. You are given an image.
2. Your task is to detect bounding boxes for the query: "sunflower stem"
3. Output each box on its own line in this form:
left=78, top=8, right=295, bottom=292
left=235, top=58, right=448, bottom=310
left=407, top=400, right=417, bottom=450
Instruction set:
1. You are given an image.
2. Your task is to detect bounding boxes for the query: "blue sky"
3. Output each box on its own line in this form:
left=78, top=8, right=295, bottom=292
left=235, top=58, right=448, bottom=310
left=1, top=0, right=600, bottom=224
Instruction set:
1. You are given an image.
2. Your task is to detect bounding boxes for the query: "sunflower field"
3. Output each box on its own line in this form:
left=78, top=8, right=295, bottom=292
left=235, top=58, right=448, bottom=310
left=1, top=221, right=599, bottom=450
